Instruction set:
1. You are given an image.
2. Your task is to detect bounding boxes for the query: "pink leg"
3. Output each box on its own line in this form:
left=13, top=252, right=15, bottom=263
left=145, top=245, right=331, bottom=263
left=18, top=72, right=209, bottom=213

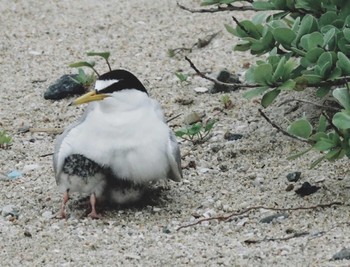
left=88, top=193, right=101, bottom=219
left=58, top=190, right=69, bottom=219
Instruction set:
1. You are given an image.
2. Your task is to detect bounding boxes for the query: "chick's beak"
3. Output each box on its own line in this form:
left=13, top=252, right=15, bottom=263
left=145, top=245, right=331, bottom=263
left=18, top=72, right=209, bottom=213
left=71, top=90, right=109, bottom=105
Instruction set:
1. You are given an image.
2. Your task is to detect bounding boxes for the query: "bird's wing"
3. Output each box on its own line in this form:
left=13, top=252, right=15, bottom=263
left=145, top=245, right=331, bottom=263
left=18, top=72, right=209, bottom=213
left=151, top=99, right=182, bottom=181
left=166, top=130, right=183, bottom=182
left=53, top=104, right=96, bottom=182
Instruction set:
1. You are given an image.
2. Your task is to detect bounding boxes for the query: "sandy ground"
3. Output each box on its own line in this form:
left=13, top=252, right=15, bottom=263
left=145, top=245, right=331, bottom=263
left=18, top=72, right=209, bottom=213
left=1, top=0, right=350, bottom=266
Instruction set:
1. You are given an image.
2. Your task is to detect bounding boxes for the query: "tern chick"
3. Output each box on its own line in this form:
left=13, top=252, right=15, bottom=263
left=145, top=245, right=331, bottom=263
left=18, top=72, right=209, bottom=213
left=53, top=70, right=182, bottom=218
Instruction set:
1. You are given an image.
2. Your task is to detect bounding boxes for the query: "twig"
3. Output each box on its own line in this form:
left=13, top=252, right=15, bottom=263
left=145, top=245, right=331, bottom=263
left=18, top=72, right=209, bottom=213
left=258, top=109, right=309, bottom=143
left=184, top=56, right=256, bottom=88
left=177, top=2, right=255, bottom=13
left=232, top=16, right=250, bottom=35
left=167, top=113, right=182, bottom=123
left=177, top=201, right=342, bottom=231
left=278, top=98, right=340, bottom=112
left=244, top=231, right=310, bottom=244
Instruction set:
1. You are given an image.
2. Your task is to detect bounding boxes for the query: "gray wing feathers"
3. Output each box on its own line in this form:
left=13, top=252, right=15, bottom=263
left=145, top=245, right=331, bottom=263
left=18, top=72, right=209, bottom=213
left=53, top=104, right=95, bottom=182
left=167, top=131, right=182, bottom=182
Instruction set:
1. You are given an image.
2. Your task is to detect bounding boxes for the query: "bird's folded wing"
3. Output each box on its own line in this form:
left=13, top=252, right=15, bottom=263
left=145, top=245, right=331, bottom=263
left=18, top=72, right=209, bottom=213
left=167, top=131, right=182, bottom=182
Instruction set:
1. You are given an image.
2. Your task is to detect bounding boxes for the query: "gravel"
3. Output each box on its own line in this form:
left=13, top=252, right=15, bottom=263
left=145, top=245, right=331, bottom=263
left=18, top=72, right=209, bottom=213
left=1, top=0, right=350, bottom=266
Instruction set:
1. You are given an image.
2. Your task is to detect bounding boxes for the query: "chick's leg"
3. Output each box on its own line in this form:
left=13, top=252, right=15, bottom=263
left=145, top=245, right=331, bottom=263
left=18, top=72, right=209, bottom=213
left=58, top=189, right=69, bottom=219
left=88, top=192, right=101, bottom=219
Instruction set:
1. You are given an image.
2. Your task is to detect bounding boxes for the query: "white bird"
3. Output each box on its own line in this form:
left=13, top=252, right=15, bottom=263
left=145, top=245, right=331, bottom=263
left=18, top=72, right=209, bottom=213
left=53, top=69, right=182, bottom=218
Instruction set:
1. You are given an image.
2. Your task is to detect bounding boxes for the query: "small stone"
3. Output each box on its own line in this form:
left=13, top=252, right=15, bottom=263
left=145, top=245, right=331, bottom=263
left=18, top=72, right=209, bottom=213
left=224, top=132, right=243, bottom=141
left=260, top=213, right=288, bottom=223
left=175, top=97, right=194, bottom=105
left=2, top=205, right=19, bottom=219
left=211, top=70, right=240, bottom=93
left=162, top=226, right=171, bottom=234
left=211, top=145, right=222, bottom=153
left=22, top=164, right=39, bottom=173
left=7, top=170, right=22, bottom=180
left=44, top=74, right=86, bottom=100
left=24, top=231, right=32, bottom=238
left=295, top=182, right=320, bottom=197
left=219, top=165, right=228, bottom=172
left=286, top=172, right=301, bottom=182
left=285, top=184, right=294, bottom=191
left=42, top=210, right=53, bottom=219
left=332, top=247, right=350, bottom=261
left=183, top=112, right=201, bottom=125
left=193, top=87, right=209, bottom=93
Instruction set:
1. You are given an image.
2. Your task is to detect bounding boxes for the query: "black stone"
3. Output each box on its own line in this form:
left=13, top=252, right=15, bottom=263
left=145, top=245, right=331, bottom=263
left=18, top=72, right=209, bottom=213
left=211, top=70, right=240, bottom=93
left=295, top=182, right=320, bottom=197
left=224, top=132, right=243, bottom=141
left=44, top=74, right=86, bottom=100
left=286, top=171, right=301, bottom=182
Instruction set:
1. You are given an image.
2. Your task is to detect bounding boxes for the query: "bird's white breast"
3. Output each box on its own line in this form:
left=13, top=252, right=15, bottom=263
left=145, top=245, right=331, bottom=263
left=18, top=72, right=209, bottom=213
left=57, top=90, right=171, bottom=183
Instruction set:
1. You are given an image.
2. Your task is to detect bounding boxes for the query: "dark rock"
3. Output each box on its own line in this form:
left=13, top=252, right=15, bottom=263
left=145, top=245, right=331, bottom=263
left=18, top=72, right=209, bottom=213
left=211, top=70, right=241, bottom=93
left=332, top=247, right=350, bottom=261
left=224, top=132, right=243, bottom=141
left=44, top=74, right=86, bottom=100
left=287, top=171, right=301, bottom=182
left=295, top=182, right=320, bottom=197
left=260, top=213, right=288, bottom=223
left=285, top=184, right=294, bottom=192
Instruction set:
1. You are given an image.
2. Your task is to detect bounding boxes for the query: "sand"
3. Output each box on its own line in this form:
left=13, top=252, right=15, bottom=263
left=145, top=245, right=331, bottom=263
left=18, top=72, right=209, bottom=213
left=1, top=0, right=350, bottom=266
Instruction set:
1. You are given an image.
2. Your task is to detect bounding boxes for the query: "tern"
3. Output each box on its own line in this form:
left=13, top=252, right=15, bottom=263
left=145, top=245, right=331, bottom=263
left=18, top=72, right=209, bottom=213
left=53, top=69, right=182, bottom=218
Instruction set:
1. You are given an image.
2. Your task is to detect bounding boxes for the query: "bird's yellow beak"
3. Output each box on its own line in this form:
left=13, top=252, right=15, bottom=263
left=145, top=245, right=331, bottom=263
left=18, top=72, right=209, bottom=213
left=71, top=90, right=109, bottom=105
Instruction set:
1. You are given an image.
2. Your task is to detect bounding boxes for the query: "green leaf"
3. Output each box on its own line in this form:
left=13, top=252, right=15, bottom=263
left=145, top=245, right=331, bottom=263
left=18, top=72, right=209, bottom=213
left=252, top=1, right=275, bottom=10
left=86, top=51, right=110, bottom=61
left=188, top=123, right=202, bottom=135
left=333, top=110, right=350, bottom=129
left=261, top=89, right=280, bottom=108
left=316, top=87, right=330, bottom=97
left=302, top=74, right=322, bottom=84
left=175, top=130, right=187, bottom=138
left=305, top=47, right=324, bottom=63
left=69, top=61, right=95, bottom=68
left=204, top=120, right=216, bottom=132
left=254, top=64, right=273, bottom=84
left=310, top=155, right=326, bottom=169
left=272, top=56, right=286, bottom=81
left=224, top=24, right=236, bottom=36
left=333, top=87, right=350, bottom=110
left=317, top=115, right=327, bottom=132
left=272, top=28, right=296, bottom=47
left=314, top=138, right=336, bottom=151
left=337, top=52, right=350, bottom=75
left=243, top=86, right=269, bottom=99
left=278, top=79, right=296, bottom=90
left=287, top=118, right=312, bottom=139
left=234, top=42, right=252, bottom=52
left=287, top=147, right=313, bottom=160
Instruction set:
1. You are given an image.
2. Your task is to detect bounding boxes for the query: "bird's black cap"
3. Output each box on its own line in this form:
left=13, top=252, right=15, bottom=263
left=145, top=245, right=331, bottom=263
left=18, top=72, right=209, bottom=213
left=95, top=69, right=148, bottom=95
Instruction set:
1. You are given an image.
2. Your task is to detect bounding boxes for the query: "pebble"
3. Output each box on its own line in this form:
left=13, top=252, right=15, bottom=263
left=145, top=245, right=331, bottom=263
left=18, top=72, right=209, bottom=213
left=1, top=204, right=19, bottom=219
left=332, top=247, right=350, bottom=261
left=210, top=70, right=240, bottom=93
left=42, top=210, right=54, bottom=219
left=7, top=170, right=22, bottom=180
left=193, top=87, right=209, bottom=93
left=260, top=213, right=288, bottom=223
left=224, top=132, right=243, bottom=141
left=44, top=74, right=85, bottom=100
left=295, top=182, right=320, bottom=197
left=286, top=172, right=301, bottom=182
left=22, top=164, right=40, bottom=173
left=183, top=112, right=201, bottom=125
